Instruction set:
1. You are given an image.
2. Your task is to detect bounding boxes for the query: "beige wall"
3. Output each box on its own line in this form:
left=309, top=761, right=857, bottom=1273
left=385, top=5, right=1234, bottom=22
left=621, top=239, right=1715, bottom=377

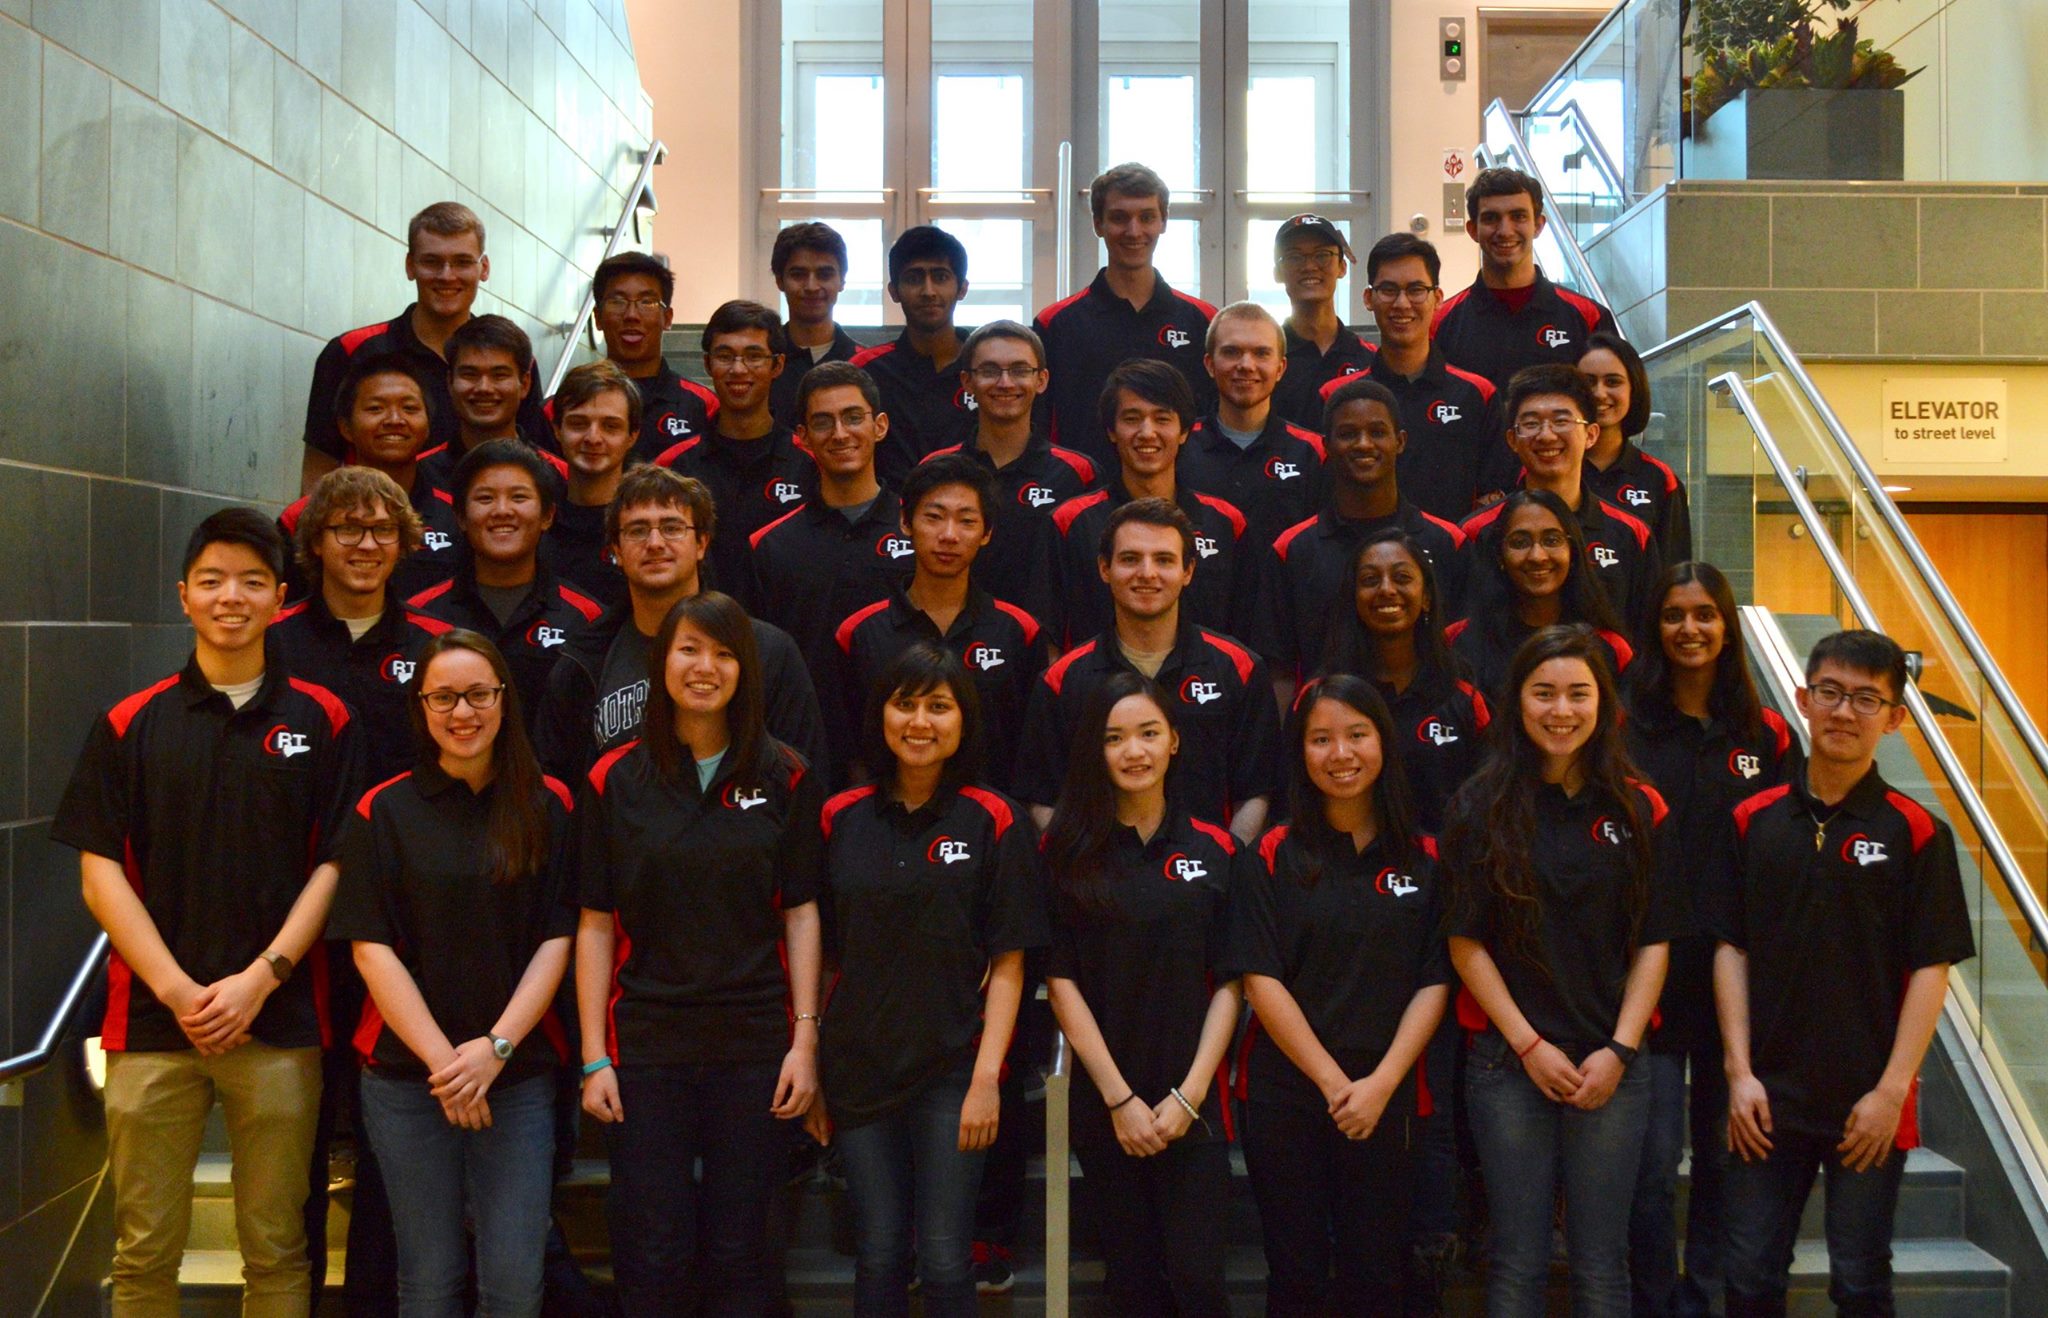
left=625, top=0, right=745, bottom=317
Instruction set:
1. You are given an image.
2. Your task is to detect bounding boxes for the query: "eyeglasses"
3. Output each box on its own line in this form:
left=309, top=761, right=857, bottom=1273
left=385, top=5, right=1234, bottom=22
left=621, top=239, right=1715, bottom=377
left=1279, top=250, right=1344, bottom=272
left=970, top=364, right=1043, bottom=384
left=1503, top=529, right=1570, bottom=551
left=325, top=522, right=402, bottom=546
left=1512, top=414, right=1590, bottom=438
left=708, top=348, right=778, bottom=371
left=1370, top=282, right=1438, bottom=303
left=617, top=519, right=695, bottom=545
left=806, top=408, right=874, bottom=436
left=1806, top=683, right=1896, bottom=716
left=420, top=685, right=504, bottom=713
left=413, top=256, right=481, bottom=276
left=601, top=294, right=668, bottom=315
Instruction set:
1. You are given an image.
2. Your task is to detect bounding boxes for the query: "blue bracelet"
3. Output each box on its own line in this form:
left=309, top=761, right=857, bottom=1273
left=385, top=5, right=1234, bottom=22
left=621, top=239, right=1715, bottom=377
left=581, top=1057, right=614, bottom=1077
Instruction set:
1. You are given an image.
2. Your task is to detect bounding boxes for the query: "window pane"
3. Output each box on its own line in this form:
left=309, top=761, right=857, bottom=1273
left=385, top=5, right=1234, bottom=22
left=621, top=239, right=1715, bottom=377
left=811, top=75, right=885, bottom=192
left=1246, top=76, right=1318, bottom=194
left=1152, top=220, right=1199, bottom=297
left=1244, top=217, right=1355, bottom=322
left=781, top=0, right=885, bottom=194
left=1103, top=74, right=1196, bottom=191
left=1248, top=0, right=1349, bottom=191
left=934, top=75, right=1027, bottom=191
left=783, top=217, right=887, bottom=328
left=949, top=218, right=1031, bottom=326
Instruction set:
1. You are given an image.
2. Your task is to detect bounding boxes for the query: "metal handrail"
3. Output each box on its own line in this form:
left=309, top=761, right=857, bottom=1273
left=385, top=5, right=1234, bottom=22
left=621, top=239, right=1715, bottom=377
left=1530, top=97, right=1627, bottom=204
left=544, top=140, right=668, bottom=400
left=1044, top=1030, right=1072, bottom=1313
left=1711, top=371, right=2048, bottom=961
left=1476, top=100, right=1614, bottom=313
left=1655, top=302, right=2048, bottom=793
left=0, top=933, right=107, bottom=1088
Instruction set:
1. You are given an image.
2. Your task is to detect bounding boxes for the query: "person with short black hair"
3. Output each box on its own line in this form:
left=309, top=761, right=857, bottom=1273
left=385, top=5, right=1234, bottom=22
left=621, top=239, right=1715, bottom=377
left=1182, top=301, right=1329, bottom=548
left=770, top=222, right=863, bottom=427
left=1580, top=332, right=1690, bottom=563
left=54, top=508, right=364, bottom=1317
left=857, top=226, right=978, bottom=484
left=1270, top=213, right=1374, bottom=431
left=1706, top=628, right=1973, bottom=1318
left=543, top=360, right=642, bottom=609
left=589, top=251, right=720, bottom=460
left=1034, top=164, right=1217, bottom=465
left=443, top=314, right=552, bottom=454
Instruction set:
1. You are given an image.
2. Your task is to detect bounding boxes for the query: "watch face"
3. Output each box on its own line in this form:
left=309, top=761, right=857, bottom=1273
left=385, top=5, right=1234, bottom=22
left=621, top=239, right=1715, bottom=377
left=492, top=1036, right=514, bottom=1059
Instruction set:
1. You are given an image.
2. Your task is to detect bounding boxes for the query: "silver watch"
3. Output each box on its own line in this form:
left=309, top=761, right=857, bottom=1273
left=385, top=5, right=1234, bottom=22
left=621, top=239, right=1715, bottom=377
left=488, top=1034, right=514, bottom=1061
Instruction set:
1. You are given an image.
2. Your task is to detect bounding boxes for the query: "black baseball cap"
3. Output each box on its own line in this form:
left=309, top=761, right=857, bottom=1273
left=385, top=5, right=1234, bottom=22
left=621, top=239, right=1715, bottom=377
left=1274, top=213, right=1355, bottom=261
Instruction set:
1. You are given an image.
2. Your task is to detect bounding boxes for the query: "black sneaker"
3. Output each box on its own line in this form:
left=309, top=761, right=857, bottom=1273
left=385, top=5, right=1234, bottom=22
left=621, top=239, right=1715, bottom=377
left=972, top=1242, right=1015, bottom=1295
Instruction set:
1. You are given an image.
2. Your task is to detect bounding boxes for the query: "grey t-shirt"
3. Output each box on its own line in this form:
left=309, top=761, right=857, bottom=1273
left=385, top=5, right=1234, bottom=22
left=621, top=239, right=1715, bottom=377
left=592, top=625, right=654, bottom=755
left=477, top=583, right=530, bottom=627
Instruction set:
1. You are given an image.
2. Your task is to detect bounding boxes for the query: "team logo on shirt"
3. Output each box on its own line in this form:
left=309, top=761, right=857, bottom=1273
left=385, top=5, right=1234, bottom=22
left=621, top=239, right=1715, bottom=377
left=877, top=534, right=916, bottom=559
left=423, top=530, right=453, bottom=552
left=1430, top=401, right=1463, bottom=424
left=1417, top=718, right=1460, bottom=747
left=264, top=725, right=311, bottom=758
left=1180, top=677, right=1224, bottom=706
left=1842, top=834, right=1889, bottom=867
left=1589, top=543, right=1620, bottom=569
left=659, top=412, right=694, bottom=438
left=1539, top=324, right=1574, bottom=349
left=929, top=837, right=972, bottom=864
left=1375, top=867, right=1419, bottom=897
left=1730, top=751, right=1762, bottom=780
left=1266, top=458, right=1303, bottom=482
left=380, top=654, right=416, bottom=684
left=1164, top=853, right=1208, bottom=882
left=1591, top=815, right=1630, bottom=846
left=1159, top=327, right=1193, bottom=350
left=1020, top=484, right=1058, bottom=509
left=767, top=479, right=805, bottom=505
left=966, top=644, right=1006, bottom=672
left=528, top=623, right=568, bottom=649
left=954, top=384, right=978, bottom=412
left=1623, top=486, right=1652, bottom=507
left=1194, top=535, right=1219, bottom=559
left=724, top=783, right=769, bottom=811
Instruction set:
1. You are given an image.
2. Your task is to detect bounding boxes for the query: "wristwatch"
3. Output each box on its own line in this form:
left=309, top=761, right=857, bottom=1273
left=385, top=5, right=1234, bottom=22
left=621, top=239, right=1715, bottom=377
left=260, top=951, right=293, bottom=984
left=1605, top=1038, right=1639, bottom=1066
left=488, top=1034, right=515, bottom=1061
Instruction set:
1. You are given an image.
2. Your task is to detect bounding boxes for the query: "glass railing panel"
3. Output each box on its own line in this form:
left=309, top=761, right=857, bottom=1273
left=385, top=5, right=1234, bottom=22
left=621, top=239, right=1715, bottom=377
left=1478, top=101, right=1612, bottom=309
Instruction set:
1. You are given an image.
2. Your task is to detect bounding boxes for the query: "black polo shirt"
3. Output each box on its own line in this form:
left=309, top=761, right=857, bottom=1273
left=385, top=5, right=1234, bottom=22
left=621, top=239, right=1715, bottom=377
left=1033, top=270, right=1218, bottom=467
left=1429, top=269, right=1616, bottom=394
left=1013, top=618, right=1281, bottom=823
left=1445, top=779, right=1683, bottom=1057
left=1251, top=503, right=1468, bottom=679
left=331, top=766, right=577, bottom=1080
left=654, top=425, right=813, bottom=608
left=51, top=657, right=365, bottom=1051
left=411, top=439, right=570, bottom=508
left=1180, top=413, right=1329, bottom=551
left=277, top=465, right=464, bottom=603
left=1321, top=346, right=1515, bottom=521
left=541, top=499, right=626, bottom=612
left=1049, top=815, right=1237, bottom=1148
left=269, top=593, right=452, bottom=781
left=919, top=437, right=1099, bottom=623
left=1587, top=441, right=1692, bottom=565
left=1228, top=827, right=1451, bottom=1113
left=771, top=325, right=863, bottom=429
left=1273, top=323, right=1374, bottom=432
left=1374, top=669, right=1491, bottom=834
left=817, top=782, right=1048, bottom=1128
left=852, top=332, right=977, bottom=486
left=1625, top=694, right=1798, bottom=1054
left=1704, top=768, right=1973, bottom=1147
left=406, top=560, right=603, bottom=730
left=830, top=585, right=1048, bottom=789
left=1459, top=489, right=1662, bottom=630
left=577, top=738, right=822, bottom=1066
left=1446, top=614, right=1635, bottom=709
left=1046, top=482, right=1248, bottom=650
left=629, top=362, right=720, bottom=464
left=749, top=488, right=916, bottom=683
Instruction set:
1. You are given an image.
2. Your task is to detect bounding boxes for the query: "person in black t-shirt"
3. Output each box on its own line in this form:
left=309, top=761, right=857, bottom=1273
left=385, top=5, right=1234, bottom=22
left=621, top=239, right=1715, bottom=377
left=1707, top=630, right=1973, bottom=1317
left=543, top=361, right=640, bottom=609
left=1621, top=562, right=1798, bottom=1318
left=333, top=630, right=576, bottom=1316
left=816, top=643, right=1048, bottom=1316
left=1580, top=332, right=1691, bottom=564
left=589, top=251, right=719, bottom=461
left=1044, top=672, right=1240, bottom=1316
left=1230, top=674, right=1451, bottom=1315
left=574, top=591, right=825, bottom=1314
left=1271, top=213, right=1372, bottom=431
left=770, top=222, right=863, bottom=428
left=857, top=225, right=976, bottom=485
left=1445, top=625, right=1681, bottom=1317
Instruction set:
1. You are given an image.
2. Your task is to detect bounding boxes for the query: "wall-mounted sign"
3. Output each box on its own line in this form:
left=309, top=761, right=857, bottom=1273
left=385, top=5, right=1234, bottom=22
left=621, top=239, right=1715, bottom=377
left=1881, top=377, right=2007, bottom=463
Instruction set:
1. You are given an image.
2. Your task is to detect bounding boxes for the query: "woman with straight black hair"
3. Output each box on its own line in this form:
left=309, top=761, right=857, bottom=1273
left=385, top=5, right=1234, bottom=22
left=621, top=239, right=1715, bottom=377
left=334, top=629, right=575, bottom=1318
left=1043, top=671, right=1240, bottom=1317
left=1448, top=487, right=1635, bottom=704
left=1445, top=625, right=1682, bottom=1317
left=1580, top=332, right=1691, bottom=563
left=816, top=642, right=1047, bottom=1317
left=1230, top=673, right=1452, bottom=1314
left=573, top=591, right=825, bottom=1317
left=1623, top=562, right=1799, bottom=1316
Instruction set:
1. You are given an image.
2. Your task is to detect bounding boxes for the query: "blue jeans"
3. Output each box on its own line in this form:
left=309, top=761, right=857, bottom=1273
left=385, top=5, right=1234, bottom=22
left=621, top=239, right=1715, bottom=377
left=1466, top=1032, right=1652, bottom=1318
left=358, top=1068, right=557, bottom=1318
left=1629, top=1046, right=1729, bottom=1317
left=835, top=1068, right=986, bottom=1317
left=1722, top=1127, right=1906, bottom=1317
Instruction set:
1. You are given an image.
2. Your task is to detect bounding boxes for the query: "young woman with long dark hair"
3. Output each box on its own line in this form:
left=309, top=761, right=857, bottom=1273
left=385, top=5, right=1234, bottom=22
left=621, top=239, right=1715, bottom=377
left=1231, top=674, right=1452, bottom=1314
left=572, top=592, right=825, bottom=1316
left=1043, top=671, right=1240, bottom=1316
left=815, top=642, right=1047, bottom=1317
left=1445, top=625, right=1682, bottom=1317
left=1580, top=332, right=1691, bottom=563
left=333, top=629, right=575, bottom=1318
left=1623, top=562, right=1798, bottom=1315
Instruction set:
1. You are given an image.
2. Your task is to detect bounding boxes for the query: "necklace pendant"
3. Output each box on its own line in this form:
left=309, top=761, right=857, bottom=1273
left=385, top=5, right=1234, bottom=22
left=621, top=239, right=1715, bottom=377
left=1815, top=824, right=1825, bottom=852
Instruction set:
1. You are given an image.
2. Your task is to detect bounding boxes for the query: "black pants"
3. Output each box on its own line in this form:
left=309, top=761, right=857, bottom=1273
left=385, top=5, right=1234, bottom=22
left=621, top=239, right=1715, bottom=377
left=1075, top=1137, right=1232, bottom=1317
left=1242, top=1093, right=1416, bottom=1316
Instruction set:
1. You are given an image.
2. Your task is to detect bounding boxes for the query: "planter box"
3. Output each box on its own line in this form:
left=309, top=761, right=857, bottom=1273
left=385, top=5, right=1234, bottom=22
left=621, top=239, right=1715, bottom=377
left=1689, top=87, right=1905, bottom=180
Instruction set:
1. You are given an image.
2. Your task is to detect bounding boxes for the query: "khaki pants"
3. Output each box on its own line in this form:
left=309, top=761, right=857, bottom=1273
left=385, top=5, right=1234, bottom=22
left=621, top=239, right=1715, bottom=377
left=104, top=1043, right=323, bottom=1318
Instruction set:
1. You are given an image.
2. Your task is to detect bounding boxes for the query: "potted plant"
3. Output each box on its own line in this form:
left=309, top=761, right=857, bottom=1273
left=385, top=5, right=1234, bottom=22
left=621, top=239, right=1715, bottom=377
left=1683, top=0, right=1920, bottom=180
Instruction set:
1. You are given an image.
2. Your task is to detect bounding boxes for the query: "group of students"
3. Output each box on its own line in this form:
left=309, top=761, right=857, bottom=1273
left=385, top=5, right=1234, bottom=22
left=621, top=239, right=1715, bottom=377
left=54, top=157, right=1972, bottom=1318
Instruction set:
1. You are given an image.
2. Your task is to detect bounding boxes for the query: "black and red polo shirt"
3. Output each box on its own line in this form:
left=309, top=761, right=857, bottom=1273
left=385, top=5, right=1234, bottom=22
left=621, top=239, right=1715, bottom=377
left=1013, top=618, right=1281, bottom=823
left=1179, top=413, right=1329, bottom=550
left=626, top=361, right=719, bottom=464
left=331, top=765, right=576, bottom=1080
left=577, top=738, right=823, bottom=1067
left=1587, top=440, right=1692, bottom=565
left=830, top=585, right=1048, bottom=790
left=918, top=436, right=1098, bottom=623
left=541, top=499, right=626, bottom=613
left=654, top=425, right=814, bottom=608
left=1045, top=481, right=1249, bottom=649
left=771, top=324, right=864, bottom=429
left=749, top=488, right=917, bottom=685
left=1033, top=270, right=1218, bottom=467
left=406, top=560, right=603, bottom=731
left=817, top=782, right=1048, bottom=1128
left=1705, top=767, right=1973, bottom=1147
left=1273, top=323, right=1374, bottom=432
left=1459, top=489, right=1662, bottom=629
left=51, top=657, right=365, bottom=1051
left=1429, top=269, right=1616, bottom=394
left=1049, top=814, right=1237, bottom=1148
left=1445, top=614, right=1635, bottom=708
left=1321, top=345, right=1515, bottom=521
left=1368, top=669, right=1491, bottom=834
left=278, top=462, right=464, bottom=602
left=1251, top=503, right=1467, bottom=680
left=1227, top=826, right=1450, bottom=1113
left=852, top=332, right=977, bottom=486
left=269, top=592, right=452, bottom=781
left=413, top=438, right=571, bottom=503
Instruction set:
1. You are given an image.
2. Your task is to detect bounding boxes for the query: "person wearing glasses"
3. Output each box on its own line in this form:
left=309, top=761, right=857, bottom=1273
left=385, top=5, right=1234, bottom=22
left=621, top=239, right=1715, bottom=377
left=1704, top=629, right=1973, bottom=1318
left=589, top=251, right=719, bottom=462
left=856, top=226, right=978, bottom=486
left=1320, top=233, right=1512, bottom=522
left=543, top=361, right=643, bottom=610
left=333, top=631, right=576, bottom=1318
left=1181, top=301, right=1331, bottom=550
left=655, top=300, right=815, bottom=609
left=1270, top=213, right=1374, bottom=432
left=1458, top=364, right=1662, bottom=630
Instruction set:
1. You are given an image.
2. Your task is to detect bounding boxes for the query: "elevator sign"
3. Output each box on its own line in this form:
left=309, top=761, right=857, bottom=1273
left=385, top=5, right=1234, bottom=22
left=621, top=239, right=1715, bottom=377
left=1881, top=377, right=2007, bottom=463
